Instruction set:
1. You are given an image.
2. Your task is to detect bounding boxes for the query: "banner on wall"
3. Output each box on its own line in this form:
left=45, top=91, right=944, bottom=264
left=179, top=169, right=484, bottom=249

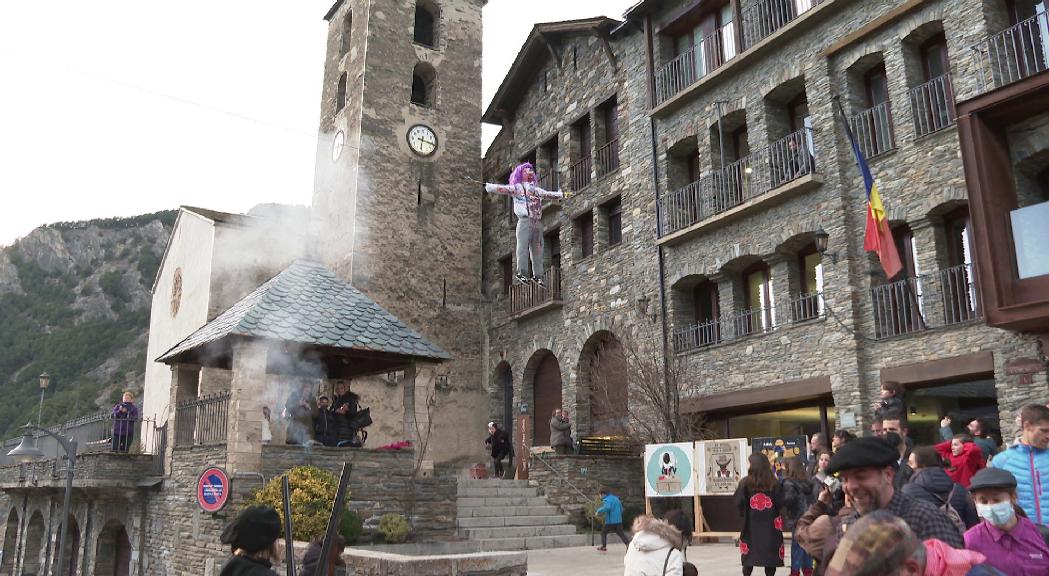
left=644, top=442, right=696, bottom=497
left=752, top=435, right=808, bottom=479
left=696, top=439, right=749, bottom=495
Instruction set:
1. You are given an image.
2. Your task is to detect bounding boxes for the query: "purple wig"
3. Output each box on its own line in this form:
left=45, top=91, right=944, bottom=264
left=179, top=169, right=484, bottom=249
left=508, top=162, right=534, bottom=186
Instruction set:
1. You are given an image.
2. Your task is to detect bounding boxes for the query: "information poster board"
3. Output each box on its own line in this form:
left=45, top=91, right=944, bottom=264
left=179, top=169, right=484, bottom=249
left=696, top=439, right=749, bottom=495
left=752, top=435, right=808, bottom=479
left=644, top=442, right=696, bottom=497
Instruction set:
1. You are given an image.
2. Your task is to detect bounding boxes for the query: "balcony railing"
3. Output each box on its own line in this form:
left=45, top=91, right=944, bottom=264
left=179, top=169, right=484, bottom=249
left=657, top=127, right=816, bottom=236
left=595, top=138, right=621, bottom=177
left=871, top=264, right=981, bottom=339
left=908, top=74, right=956, bottom=138
left=743, top=0, right=823, bottom=49
left=537, top=170, right=560, bottom=192
left=789, top=291, right=824, bottom=323
left=509, top=267, right=562, bottom=316
left=672, top=307, right=775, bottom=353
left=849, top=101, right=895, bottom=159
left=655, top=21, right=738, bottom=104
left=569, top=156, right=592, bottom=191
left=971, top=10, right=1049, bottom=94
left=175, top=391, right=231, bottom=447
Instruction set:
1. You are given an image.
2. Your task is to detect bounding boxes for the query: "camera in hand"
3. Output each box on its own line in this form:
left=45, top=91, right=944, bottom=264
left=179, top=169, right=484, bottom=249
left=823, top=475, right=842, bottom=493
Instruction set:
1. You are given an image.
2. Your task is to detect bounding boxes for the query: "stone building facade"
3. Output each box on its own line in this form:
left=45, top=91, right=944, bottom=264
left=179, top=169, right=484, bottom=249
left=481, top=0, right=1049, bottom=476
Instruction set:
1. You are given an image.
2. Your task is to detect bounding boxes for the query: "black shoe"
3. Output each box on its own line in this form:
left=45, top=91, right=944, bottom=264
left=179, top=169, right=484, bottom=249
left=514, top=273, right=529, bottom=284
left=534, top=277, right=546, bottom=287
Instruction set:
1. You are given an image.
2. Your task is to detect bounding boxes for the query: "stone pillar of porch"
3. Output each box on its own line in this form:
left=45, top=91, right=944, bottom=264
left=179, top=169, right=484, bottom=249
left=226, top=341, right=268, bottom=475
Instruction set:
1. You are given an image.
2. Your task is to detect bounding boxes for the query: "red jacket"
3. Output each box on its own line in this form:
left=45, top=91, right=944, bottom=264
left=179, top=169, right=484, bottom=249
left=935, top=440, right=985, bottom=487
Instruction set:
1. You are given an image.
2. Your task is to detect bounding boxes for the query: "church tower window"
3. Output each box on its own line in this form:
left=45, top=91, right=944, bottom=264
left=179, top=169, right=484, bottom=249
left=341, top=11, right=353, bottom=57
left=336, top=72, right=347, bottom=113
left=414, top=2, right=438, bottom=47
left=411, top=63, right=436, bottom=107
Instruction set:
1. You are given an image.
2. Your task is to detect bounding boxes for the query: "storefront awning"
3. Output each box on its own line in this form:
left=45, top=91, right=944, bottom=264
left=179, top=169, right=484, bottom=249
left=680, top=376, right=832, bottom=415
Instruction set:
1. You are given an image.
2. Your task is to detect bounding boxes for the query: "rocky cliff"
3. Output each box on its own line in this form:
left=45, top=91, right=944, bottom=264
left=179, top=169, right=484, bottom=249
left=0, top=211, right=175, bottom=438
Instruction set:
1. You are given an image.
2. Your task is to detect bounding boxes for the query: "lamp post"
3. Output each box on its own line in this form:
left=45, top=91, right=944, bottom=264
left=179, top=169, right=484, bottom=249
left=8, top=422, right=76, bottom=576
left=38, top=372, right=50, bottom=426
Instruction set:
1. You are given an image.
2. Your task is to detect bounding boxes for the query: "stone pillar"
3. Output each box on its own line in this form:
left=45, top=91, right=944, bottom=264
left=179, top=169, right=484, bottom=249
left=198, top=367, right=231, bottom=397
left=403, top=362, right=437, bottom=469
left=226, top=341, right=268, bottom=475
left=166, top=364, right=201, bottom=472
left=714, top=273, right=737, bottom=338
left=768, top=255, right=792, bottom=327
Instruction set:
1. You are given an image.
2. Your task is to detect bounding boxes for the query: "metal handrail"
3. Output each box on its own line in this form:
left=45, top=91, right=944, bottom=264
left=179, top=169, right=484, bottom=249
left=532, top=450, right=597, bottom=545
left=970, top=9, right=1049, bottom=93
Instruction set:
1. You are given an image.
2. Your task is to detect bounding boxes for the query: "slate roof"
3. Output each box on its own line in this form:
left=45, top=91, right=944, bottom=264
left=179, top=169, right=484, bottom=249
left=158, top=260, right=450, bottom=364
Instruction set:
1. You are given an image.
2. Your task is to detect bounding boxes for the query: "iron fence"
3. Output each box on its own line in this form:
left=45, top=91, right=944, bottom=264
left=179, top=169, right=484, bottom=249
left=871, top=264, right=982, bottom=339
left=654, top=21, right=738, bottom=104
left=871, top=276, right=926, bottom=339
left=908, top=74, right=956, bottom=138
left=849, top=101, right=895, bottom=159
left=672, top=307, right=775, bottom=353
left=939, top=263, right=981, bottom=326
left=569, top=155, right=592, bottom=191
left=595, top=138, right=621, bottom=177
left=743, top=0, right=822, bottom=49
left=509, top=267, right=562, bottom=316
left=175, top=391, right=231, bottom=447
left=971, top=10, right=1049, bottom=93
left=789, top=292, right=824, bottom=323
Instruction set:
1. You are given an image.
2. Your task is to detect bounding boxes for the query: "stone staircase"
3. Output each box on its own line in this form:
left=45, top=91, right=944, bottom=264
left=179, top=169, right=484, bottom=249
left=456, top=478, right=590, bottom=550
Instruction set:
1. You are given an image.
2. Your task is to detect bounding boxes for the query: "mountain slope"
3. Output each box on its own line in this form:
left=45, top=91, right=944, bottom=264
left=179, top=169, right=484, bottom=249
left=0, top=211, right=175, bottom=438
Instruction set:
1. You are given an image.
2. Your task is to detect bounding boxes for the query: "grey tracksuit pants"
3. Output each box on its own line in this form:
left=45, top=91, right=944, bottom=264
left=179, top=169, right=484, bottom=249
left=516, top=218, right=544, bottom=278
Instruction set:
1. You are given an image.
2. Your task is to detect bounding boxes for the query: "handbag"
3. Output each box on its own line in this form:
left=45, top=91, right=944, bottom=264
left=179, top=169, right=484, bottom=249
left=662, top=547, right=674, bottom=575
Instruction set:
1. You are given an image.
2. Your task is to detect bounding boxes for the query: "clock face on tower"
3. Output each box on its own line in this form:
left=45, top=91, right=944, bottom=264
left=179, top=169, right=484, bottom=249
left=331, top=130, right=345, bottom=161
left=407, top=124, right=438, bottom=157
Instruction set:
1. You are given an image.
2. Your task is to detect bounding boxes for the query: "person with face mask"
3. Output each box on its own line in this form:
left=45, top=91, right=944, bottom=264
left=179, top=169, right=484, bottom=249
left=963, top=468, right=1049, bottom=575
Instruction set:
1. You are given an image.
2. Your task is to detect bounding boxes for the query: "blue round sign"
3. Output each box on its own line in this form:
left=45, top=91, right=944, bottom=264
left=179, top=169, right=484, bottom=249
left=197, top=466, right=230, bottom=513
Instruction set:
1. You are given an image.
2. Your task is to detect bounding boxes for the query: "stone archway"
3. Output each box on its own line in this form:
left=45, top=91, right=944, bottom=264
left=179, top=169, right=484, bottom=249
left=54, top=515, right=80, bottom=576
left=578, top=331, right=629, bottom=437
left=1, top=509, right=18, bottom=574
left=22, top=510, right=45, bottom=576
left=93, top=520, right=130, bottom=576
left=524, top=350, right=563, bottom=446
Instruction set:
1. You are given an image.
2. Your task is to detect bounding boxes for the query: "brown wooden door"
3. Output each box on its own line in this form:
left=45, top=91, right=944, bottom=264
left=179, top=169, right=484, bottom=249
left=532, top=354, right=562, bottom=446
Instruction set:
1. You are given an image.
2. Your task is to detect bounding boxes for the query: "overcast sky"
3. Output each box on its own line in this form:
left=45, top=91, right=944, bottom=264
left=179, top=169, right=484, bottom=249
left=0, top=0, right=636, bottom=247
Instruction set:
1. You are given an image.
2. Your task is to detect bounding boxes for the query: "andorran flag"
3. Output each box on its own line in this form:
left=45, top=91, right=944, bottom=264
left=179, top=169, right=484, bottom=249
left=834, top=99, right=903, bottom=279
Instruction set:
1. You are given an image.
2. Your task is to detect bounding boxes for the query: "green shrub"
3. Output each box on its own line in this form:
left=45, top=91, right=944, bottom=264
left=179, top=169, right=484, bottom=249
left=340, top=510, right=365, bottom=544
left=247, top=466, right=351, bottom=542
left=378, top=513, right=410, bottom=543
left=583, top=499, right=605, bottom=529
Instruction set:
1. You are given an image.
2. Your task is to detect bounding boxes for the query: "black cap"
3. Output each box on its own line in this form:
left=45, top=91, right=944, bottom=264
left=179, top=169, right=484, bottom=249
left=826, top=436, right=900, bottom=475
left=220, top=505, right=281, bottom=553
left=968, top=468, right=1017, bottom=492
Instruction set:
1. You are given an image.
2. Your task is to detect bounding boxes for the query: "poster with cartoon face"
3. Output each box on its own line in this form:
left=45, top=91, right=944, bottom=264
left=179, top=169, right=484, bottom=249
left=644, top=442, right=695, bottom=497
left=696, top=439, right=749, bottom=495
left=752, top=435, right=808, bottom=479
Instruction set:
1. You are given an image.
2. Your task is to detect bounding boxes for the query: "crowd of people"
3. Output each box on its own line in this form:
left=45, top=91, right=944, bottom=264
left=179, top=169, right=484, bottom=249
left=266, top=381, right=371, bottom=448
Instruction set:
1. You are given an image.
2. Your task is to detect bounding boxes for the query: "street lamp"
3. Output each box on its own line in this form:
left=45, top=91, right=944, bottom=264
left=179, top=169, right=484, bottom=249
left=38, top=372, right=51, bottom=426
left=814, top=227, right=837, bottom=264
left=8, top=422, right=76, bottom=576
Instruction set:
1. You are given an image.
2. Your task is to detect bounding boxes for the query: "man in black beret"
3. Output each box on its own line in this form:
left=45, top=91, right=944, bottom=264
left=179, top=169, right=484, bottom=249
left=219, top=505, right=282, bottom=576
left=823, top=436, right=964, bottom=549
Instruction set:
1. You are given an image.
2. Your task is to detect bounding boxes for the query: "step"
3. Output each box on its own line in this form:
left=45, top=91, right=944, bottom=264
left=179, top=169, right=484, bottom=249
left=456, top=515, right=569, bottom=529
left=460, top=479, right=531, bottom=488
left=457, top=486, right=540, bottom=498
left=476, top=533, right=590, bottom=551
left=458, top=524, right=578, bottom=540
left=456, top=505, right=560, bottom=518
left=456, top=496, right=549, bottom=508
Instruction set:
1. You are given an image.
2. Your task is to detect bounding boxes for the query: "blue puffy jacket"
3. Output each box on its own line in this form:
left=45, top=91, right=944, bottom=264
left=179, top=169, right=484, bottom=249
left=991, top=442, right=1049, bottom=525
left=596, top=493, right=624, bottom=525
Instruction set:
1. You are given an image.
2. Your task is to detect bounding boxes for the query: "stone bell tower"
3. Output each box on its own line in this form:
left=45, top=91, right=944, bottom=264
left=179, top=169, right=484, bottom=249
left=310, top=0, right=486, bottom=463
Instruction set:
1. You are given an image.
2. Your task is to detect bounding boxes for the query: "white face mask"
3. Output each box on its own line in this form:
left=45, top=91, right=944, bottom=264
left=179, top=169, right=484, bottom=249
left=976, top=501, right=1015, bottom=527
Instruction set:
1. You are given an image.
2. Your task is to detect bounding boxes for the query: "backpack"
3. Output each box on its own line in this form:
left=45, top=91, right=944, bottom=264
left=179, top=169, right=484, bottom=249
left=933, top=484, right=968, bottom=536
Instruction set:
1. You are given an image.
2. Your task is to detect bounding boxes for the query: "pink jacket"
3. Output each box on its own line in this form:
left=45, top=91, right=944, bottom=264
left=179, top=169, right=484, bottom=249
left=923, top=538, right=988, bottom=576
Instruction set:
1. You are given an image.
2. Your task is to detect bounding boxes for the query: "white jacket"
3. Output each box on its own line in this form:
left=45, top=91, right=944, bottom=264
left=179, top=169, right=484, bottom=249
left=623, top=516, right=685, bottom=576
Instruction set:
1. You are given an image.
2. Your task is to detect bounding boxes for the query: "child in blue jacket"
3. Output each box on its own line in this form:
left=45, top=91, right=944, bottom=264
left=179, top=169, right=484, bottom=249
left=596, top=487, right=630, bottom=551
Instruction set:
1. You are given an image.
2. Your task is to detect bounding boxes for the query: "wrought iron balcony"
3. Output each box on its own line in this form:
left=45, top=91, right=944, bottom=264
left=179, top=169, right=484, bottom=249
left=789, top=291, right=824, bottom=323
left=569, top=156, right=592, bottom=191
left=175, top=391, right=231, bottom=447
left=672, top=307, right=775, bottom=353
left=743, top=0, right=823, bottom=49
left=970, top=10, right=1049, bottom=94
left=908, top=74, right=956, bottom=138
left=871, top=263, right=981, bottom=339
left=655, top=20, right=738, bottom=104
left=509, top=267, right=562, bottom=318
left=657, top=128, right=817, bottom=237
left=849, top=101, right=895, bottom=158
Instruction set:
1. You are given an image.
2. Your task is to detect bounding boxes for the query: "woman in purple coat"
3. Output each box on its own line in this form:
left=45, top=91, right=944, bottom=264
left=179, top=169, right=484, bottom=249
left=111, top=390, right=139, bottom=452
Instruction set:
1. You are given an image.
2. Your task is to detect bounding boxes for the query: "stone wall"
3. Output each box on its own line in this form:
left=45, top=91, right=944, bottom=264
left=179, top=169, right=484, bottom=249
left=529, top=453, right=645, bottom=526
left=260, top=445, right=457, bottom=540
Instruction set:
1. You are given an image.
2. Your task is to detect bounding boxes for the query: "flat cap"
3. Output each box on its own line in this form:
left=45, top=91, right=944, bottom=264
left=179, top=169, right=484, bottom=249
left=826, top=436, right=899, bottom=475
left=221, top=505, right=281, bottom=553
left=968, top=467, right=1017, bottom=492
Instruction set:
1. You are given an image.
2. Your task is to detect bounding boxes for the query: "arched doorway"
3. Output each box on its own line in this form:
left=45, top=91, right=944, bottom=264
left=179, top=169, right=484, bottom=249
left=579, top=331, right=629, bottom=436
left=93, top=521, right=130, bottom=576
left=22, top=510, right=45, bottom=576
left=526, top=351, right=563, bottom=446
left=55, top=515, right=80, bottom=576
left=1, top=509, right=18, bottom=574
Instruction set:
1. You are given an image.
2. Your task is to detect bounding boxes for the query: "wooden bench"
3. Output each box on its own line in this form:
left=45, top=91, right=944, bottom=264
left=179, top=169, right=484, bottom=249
left=578, top=436, right=637, bottom=456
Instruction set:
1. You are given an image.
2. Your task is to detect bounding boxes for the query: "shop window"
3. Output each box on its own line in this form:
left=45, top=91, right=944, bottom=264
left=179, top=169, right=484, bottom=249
left=414, top=2, right=437, bottom=47
left=602, top=196, right=622, bottom=247
left=574, top=211, right=594, bottom=258
left=411, top=62, right=436, bottom=107
left=336, top=73, right=347, bottom=113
